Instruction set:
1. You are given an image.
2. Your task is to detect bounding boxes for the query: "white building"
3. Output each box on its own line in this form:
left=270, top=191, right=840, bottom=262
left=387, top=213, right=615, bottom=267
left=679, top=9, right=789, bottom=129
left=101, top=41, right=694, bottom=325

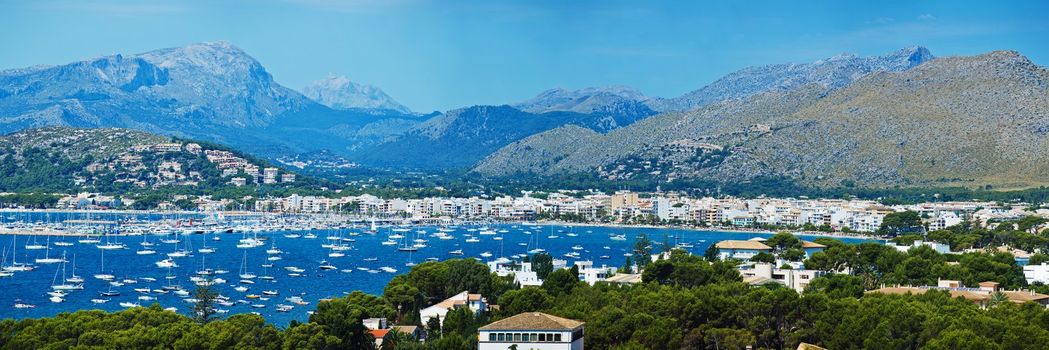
left=263, top=167, right=279, bottom=184
left=420, top=291, right=488, bottom=327
left=1024, top=263, right=1049, bottom=285
left=740, top=263, right=827, bottom=292
left=715, top=240, right=772, bottom=260
left=489, top=259, right=543, bottom=287
left=478, top=312, right=584, bottom=350
left=928, top=212, right=963, bottom=231
left=889, top=240, right=952, bottom=254
left=574, top=261, right=615, bottom=285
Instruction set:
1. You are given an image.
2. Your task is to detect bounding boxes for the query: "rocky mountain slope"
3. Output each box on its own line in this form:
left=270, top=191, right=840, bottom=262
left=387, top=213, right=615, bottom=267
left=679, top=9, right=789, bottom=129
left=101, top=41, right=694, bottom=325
left=647, top=46, right=935, bottom=112
left=301, top=74, right=412, bottom=114
left=0, top=42, right=423, bottom=158
left=514, top=86, right=657, bottom=128
left=477, top=50, right=1049, bottom=189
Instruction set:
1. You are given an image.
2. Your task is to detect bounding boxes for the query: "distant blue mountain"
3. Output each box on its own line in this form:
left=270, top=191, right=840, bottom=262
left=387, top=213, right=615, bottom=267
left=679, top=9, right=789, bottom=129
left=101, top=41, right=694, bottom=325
left=302, top=74, right=413, bottom=114
left=0, top=41, right=424, bottom=157
left=352, top=104, right=636, bottom=169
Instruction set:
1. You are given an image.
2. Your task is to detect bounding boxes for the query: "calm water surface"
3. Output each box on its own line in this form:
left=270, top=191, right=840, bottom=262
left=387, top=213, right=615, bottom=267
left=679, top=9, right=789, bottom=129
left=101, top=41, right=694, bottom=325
left=0, top=217, right=877, bottom=325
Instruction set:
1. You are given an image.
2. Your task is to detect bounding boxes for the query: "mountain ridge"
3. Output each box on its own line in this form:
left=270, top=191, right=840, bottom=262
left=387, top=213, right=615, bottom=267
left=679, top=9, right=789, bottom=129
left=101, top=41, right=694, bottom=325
left=475, top=49, right=1049, bottom=189
left=0, top=41, right=427, bottom=159
left=647, top=46, right=935, bottom=112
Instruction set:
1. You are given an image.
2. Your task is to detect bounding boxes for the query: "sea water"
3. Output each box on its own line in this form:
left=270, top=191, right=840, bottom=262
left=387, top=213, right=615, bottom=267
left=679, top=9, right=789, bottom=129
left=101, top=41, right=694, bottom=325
left=0, top=220, right=877, bottom=325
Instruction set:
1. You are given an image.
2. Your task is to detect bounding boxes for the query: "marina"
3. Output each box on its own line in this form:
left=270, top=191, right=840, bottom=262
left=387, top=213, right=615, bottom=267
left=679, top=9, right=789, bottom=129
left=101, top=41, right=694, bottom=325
left=0, top=211, right=876, bottom=325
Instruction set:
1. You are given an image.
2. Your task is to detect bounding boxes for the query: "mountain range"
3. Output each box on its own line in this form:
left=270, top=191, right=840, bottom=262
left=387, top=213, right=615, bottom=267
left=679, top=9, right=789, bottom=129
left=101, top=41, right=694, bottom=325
left=476, top=50, right=1049, bottom=189
left=2, top=42, right=1047, bottom=190
left=0, top=42, right=424, bottom=157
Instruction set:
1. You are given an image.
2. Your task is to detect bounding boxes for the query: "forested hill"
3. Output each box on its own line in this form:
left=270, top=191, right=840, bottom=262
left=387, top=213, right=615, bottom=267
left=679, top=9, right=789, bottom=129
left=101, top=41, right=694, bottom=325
left=0, top=127, right=330, bottom=205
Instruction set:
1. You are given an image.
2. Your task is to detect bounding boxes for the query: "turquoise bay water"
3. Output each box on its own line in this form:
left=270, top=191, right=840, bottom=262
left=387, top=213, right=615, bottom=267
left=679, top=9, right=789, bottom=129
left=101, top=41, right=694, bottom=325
left=0, top=219, right=876, bottom=325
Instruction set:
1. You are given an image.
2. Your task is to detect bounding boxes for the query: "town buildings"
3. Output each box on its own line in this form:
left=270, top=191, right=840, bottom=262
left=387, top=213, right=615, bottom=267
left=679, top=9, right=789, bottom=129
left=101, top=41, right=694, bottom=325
left=241, top=191, right=1017, bottom=236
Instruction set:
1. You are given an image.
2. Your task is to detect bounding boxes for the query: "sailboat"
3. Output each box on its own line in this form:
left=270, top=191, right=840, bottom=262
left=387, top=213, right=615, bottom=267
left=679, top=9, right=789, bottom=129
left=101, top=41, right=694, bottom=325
left=51, top=253, right=84, bottom=291
left=195, top=254, right=213, bottom=276
left=66, top=254, right=84, bottom=283
left=198, top=232, right=215, bottom=254
left=259, top=264, right=275, bottom=281
left=93, top=249, right=115, bottom=281
left=137, top=233, right=155, bottom=252
left=166, top=232, right=188, bottom=257
left=528, top=229, right=545, bottom=254
left=397, top=231, right=418, bottom=252
left=78, top=235, right=101, bottom=244
left=35, top=237, right=65, bottom=264
left=328, top=244, right=345, bottom=258
left=238, top=251, right=256, bottom=279
left=3, top=236, right=33, bottom=272
left=0, top=249, right=12, bottom=277
left=405, top=249, right=416, bottom=267
left=367, top=219, right=378, bottom=234
left=266, top=237, right=283, bottom=255
left=96, top=235, right=126, bottom=250
left=25, top=236, right=46, bottom=250
left=139, top=235, right=154, bottom=247
left=53, top=237, right=74, bottom=247
left=100, top=285, right=121, bottom=297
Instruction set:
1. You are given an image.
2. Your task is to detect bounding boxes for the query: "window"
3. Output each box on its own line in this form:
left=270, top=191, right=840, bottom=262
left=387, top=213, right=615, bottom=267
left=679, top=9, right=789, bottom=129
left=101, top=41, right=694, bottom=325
left=539, top=334, right=546, bottom=341
left=514, top=333, right=522, bottom=341
left=531, top=333, right=538, bottom=341
left=489, top=333, right=496, bottom=341
left=554, top=334, right=562, bottom=342
left=497, top=333, right=505, bottom=341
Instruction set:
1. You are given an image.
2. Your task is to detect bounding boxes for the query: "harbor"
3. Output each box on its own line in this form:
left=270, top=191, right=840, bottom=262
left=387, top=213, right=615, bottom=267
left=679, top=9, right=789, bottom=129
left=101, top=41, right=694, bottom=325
left=0, top=212, right=875, bottom=325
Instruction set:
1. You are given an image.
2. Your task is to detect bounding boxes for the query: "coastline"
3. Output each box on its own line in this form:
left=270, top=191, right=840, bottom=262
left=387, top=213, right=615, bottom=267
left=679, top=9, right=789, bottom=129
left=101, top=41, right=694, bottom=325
left=538, top=220, right=885, bottom=241
left=0, top=209, right=884, bottom=242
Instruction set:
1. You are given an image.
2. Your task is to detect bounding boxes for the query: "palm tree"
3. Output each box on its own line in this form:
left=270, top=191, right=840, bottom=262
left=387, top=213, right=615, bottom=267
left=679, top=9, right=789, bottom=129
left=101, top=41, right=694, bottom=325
left=989, top=291, right=1009, bottom=308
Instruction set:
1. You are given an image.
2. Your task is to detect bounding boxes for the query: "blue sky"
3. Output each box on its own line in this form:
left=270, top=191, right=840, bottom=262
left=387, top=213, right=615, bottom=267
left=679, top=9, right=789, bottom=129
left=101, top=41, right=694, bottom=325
left=1, top=0, right=1046, bottom=112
